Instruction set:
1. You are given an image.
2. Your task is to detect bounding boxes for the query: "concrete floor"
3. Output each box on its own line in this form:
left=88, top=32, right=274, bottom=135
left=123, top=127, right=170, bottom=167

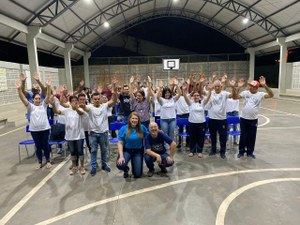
left=0, top=98, right=300, bottom=225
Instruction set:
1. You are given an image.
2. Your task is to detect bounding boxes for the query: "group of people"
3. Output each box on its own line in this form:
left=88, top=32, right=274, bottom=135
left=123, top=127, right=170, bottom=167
left=16, top=71, right=273, bottom=178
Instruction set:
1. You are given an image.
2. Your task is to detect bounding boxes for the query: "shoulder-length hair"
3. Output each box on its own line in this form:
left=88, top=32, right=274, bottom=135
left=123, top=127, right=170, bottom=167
left=126, top=112, right=143, bottom=138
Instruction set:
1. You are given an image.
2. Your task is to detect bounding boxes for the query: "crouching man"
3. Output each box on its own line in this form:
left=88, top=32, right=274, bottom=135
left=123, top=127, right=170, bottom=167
left=145, top=122, right=176, bottom=177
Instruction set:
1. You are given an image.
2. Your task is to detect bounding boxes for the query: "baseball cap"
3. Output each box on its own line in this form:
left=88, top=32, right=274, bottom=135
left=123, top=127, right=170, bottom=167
left=248, top=80, right=260, bottom=88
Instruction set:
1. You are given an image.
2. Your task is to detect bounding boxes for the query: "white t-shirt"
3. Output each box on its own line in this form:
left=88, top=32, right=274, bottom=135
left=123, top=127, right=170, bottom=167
left=88, top=103, right=110, bottom=133
left=160, top=97, right=176, bottom=120
left=55, top=97, right=66, bottom=124
left=60, top=107, right=85, bottom=141
left=226, top=98, right=239, bottom=113
left=154, top=96, right=161, bottom=117
left=188, top=101, right=206, bottom=123
left=207, top=91, right=230, bottom=120
left=240, top=91, right=265, bottom=119
left=28, top=102, right=51, bottom=131
left=82, top=111, right=90, bottom=132
left=176, top=96, right=190, bottom=115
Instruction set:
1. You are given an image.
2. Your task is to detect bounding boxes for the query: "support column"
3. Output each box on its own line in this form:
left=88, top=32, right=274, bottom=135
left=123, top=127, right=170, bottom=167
left=245, top=48, right=255, bottom=80
left=83, top=52, right=92, bottom=88
left=26, top=26, right=41, bottom=81
left=277, top=37, right=287, bottom=94
left=64, top=43, right=74, bottom=91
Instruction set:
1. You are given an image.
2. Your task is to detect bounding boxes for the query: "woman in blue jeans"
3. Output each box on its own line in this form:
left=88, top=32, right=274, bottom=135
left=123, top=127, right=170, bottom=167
left=116, top=112, right=148, bottom=178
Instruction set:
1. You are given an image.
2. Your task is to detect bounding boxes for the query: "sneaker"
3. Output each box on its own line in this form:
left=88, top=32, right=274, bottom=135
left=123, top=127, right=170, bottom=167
left=237, top=153, right=244, bottom=158
left=209, top=151, right=216, bottom=156
left=123, top=166, right=129, bottom=178
left=102, top=165, right=111, bottom=172
left=233, top=141, right=239, bottom=145
left=197, top=153, right=203, bottom=158
left=159, top=165, right=167, bottom=173
left=147, top=169, right=155, bottom=177
left=70, top=167, right=78, bottom=175
left=57, top=148, right=62, bottom=154
left=247, top=154, right=256, bottom=159
left=80, top=167, right=86, bottom=175
left=90, top=167, right=97, bottom=176
left=220, top=154, right=226, bottom=159
left=187, top=153, right=194, bottom=157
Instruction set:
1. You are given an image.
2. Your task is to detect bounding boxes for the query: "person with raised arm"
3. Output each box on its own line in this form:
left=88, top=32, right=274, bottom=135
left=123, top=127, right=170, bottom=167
left=182, top=78, right=212, bottom=158
left=80, top=79, right=118, bottom=176
left=235, top=76, right=274, bottom=159
left=16, top=78, right=52, bottom=169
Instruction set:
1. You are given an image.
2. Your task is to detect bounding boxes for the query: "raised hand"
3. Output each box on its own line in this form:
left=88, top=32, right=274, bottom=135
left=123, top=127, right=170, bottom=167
left=45, top=79, right=52, bottom=87
left=129, top=76, right=135, bottom=84
left=200, top=76, right=206, bottom=84
left=159, top=80, right=164, bottom=88
left=20, top=73, right=26, bottom=82
left=238, top=78, right=245, bottom=88
left=174, top=78, right=179, bottom=86
left=259, top=76, right=266, bottom=86
left=59, top=85, right=65, bottom=93
left=49, top=96, right=55, bottom=105
left=147, top=76, right=152, bottom=83
left=97, top=85, right=103, bottom=94
left=169, top=78, right=174, bottom=86
left=15, top=80, right=21, bottom=89
left=33, top=72, right=40, bottom=81
left=182, top=82, right=188, bottom=91
left=207, top=82, right=214, bottom=91
left=221, top=73, right=228, bottom=83
left=79, top=80, right=84, bottom=87
left=229, top=79, right=236, bottom=87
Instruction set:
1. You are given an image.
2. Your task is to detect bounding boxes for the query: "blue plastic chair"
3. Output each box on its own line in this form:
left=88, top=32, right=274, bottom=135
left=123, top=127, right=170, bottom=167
left=176, top=118, right=189, bottom=148
left=108, top=122, right=126, bottom=158
left=205, top=116, right=210, bottom=137
left=18, top=125, right=35, bottom=163
left=227, top=116, right=240, bottom=145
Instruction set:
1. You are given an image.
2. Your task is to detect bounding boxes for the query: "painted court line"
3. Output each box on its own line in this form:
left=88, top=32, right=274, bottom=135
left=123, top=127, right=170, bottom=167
left=216, top=178, right=300, bottom=225
left=0, top=157, right=69, bottom=225
left=261, top=107, right=300, bottom=118
left=258, top=114, right=270, bottom=127
left=34, top=168, right=300, bottom=225
left=0, top=126, right=24, bottom=137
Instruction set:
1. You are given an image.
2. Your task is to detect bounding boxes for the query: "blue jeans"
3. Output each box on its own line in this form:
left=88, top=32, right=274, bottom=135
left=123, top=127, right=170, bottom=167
left=208, top=119, right=227, bottom=154
left=116, top=148, right=143, bottom=178
left=160, top=118, right=176, bottom=141
left=144, top=152, right=174, bottom=170
left=89, top=131, right=108, bottom=170
left=68, top=139, right=84, bottom=161
left=31, top=129, right=50, bottom=163
left=239, top=118, right=258, bottom=155
left=227, top=111, right=239, bottom=142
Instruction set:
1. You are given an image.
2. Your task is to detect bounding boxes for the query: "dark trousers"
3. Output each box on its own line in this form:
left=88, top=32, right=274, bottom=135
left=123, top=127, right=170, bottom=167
left=208, top=119, right=227, bottom=154
left=31, top=129, right=50, bottom=163
left=108, top=116, right=117, bottom=138
left=239, top=118, right=258, bottom=155
left=178, top=113, right=189, bottom=145
left=189, top=122, right=206, bottom=153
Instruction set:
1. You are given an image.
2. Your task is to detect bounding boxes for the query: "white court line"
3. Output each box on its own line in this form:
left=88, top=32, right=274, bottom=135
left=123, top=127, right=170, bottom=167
left=261, top=107, right=300, bottom=118
left=0, top=126, right=24, bottom=137
left=215, top=178, right=300, bottom=225
left=34, top=168, right=300, bottom=225
left=258, top=126, right=300, bottom=130
left=0, top=157, right=69, bottom=225
left=258, top=114, right=270, bottom=127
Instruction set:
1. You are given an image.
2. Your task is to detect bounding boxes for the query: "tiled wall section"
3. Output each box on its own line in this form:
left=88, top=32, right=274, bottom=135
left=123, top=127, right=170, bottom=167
left=0, top=61, right=59, bottom=107
left=72, top=61, right=249, bottom=89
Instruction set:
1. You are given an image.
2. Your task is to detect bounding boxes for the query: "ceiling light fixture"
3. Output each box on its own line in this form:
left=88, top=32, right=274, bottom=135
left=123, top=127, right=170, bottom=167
left=242, top=18, right=249, bottom=24
left=104, top=21, right=110, bottom=28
